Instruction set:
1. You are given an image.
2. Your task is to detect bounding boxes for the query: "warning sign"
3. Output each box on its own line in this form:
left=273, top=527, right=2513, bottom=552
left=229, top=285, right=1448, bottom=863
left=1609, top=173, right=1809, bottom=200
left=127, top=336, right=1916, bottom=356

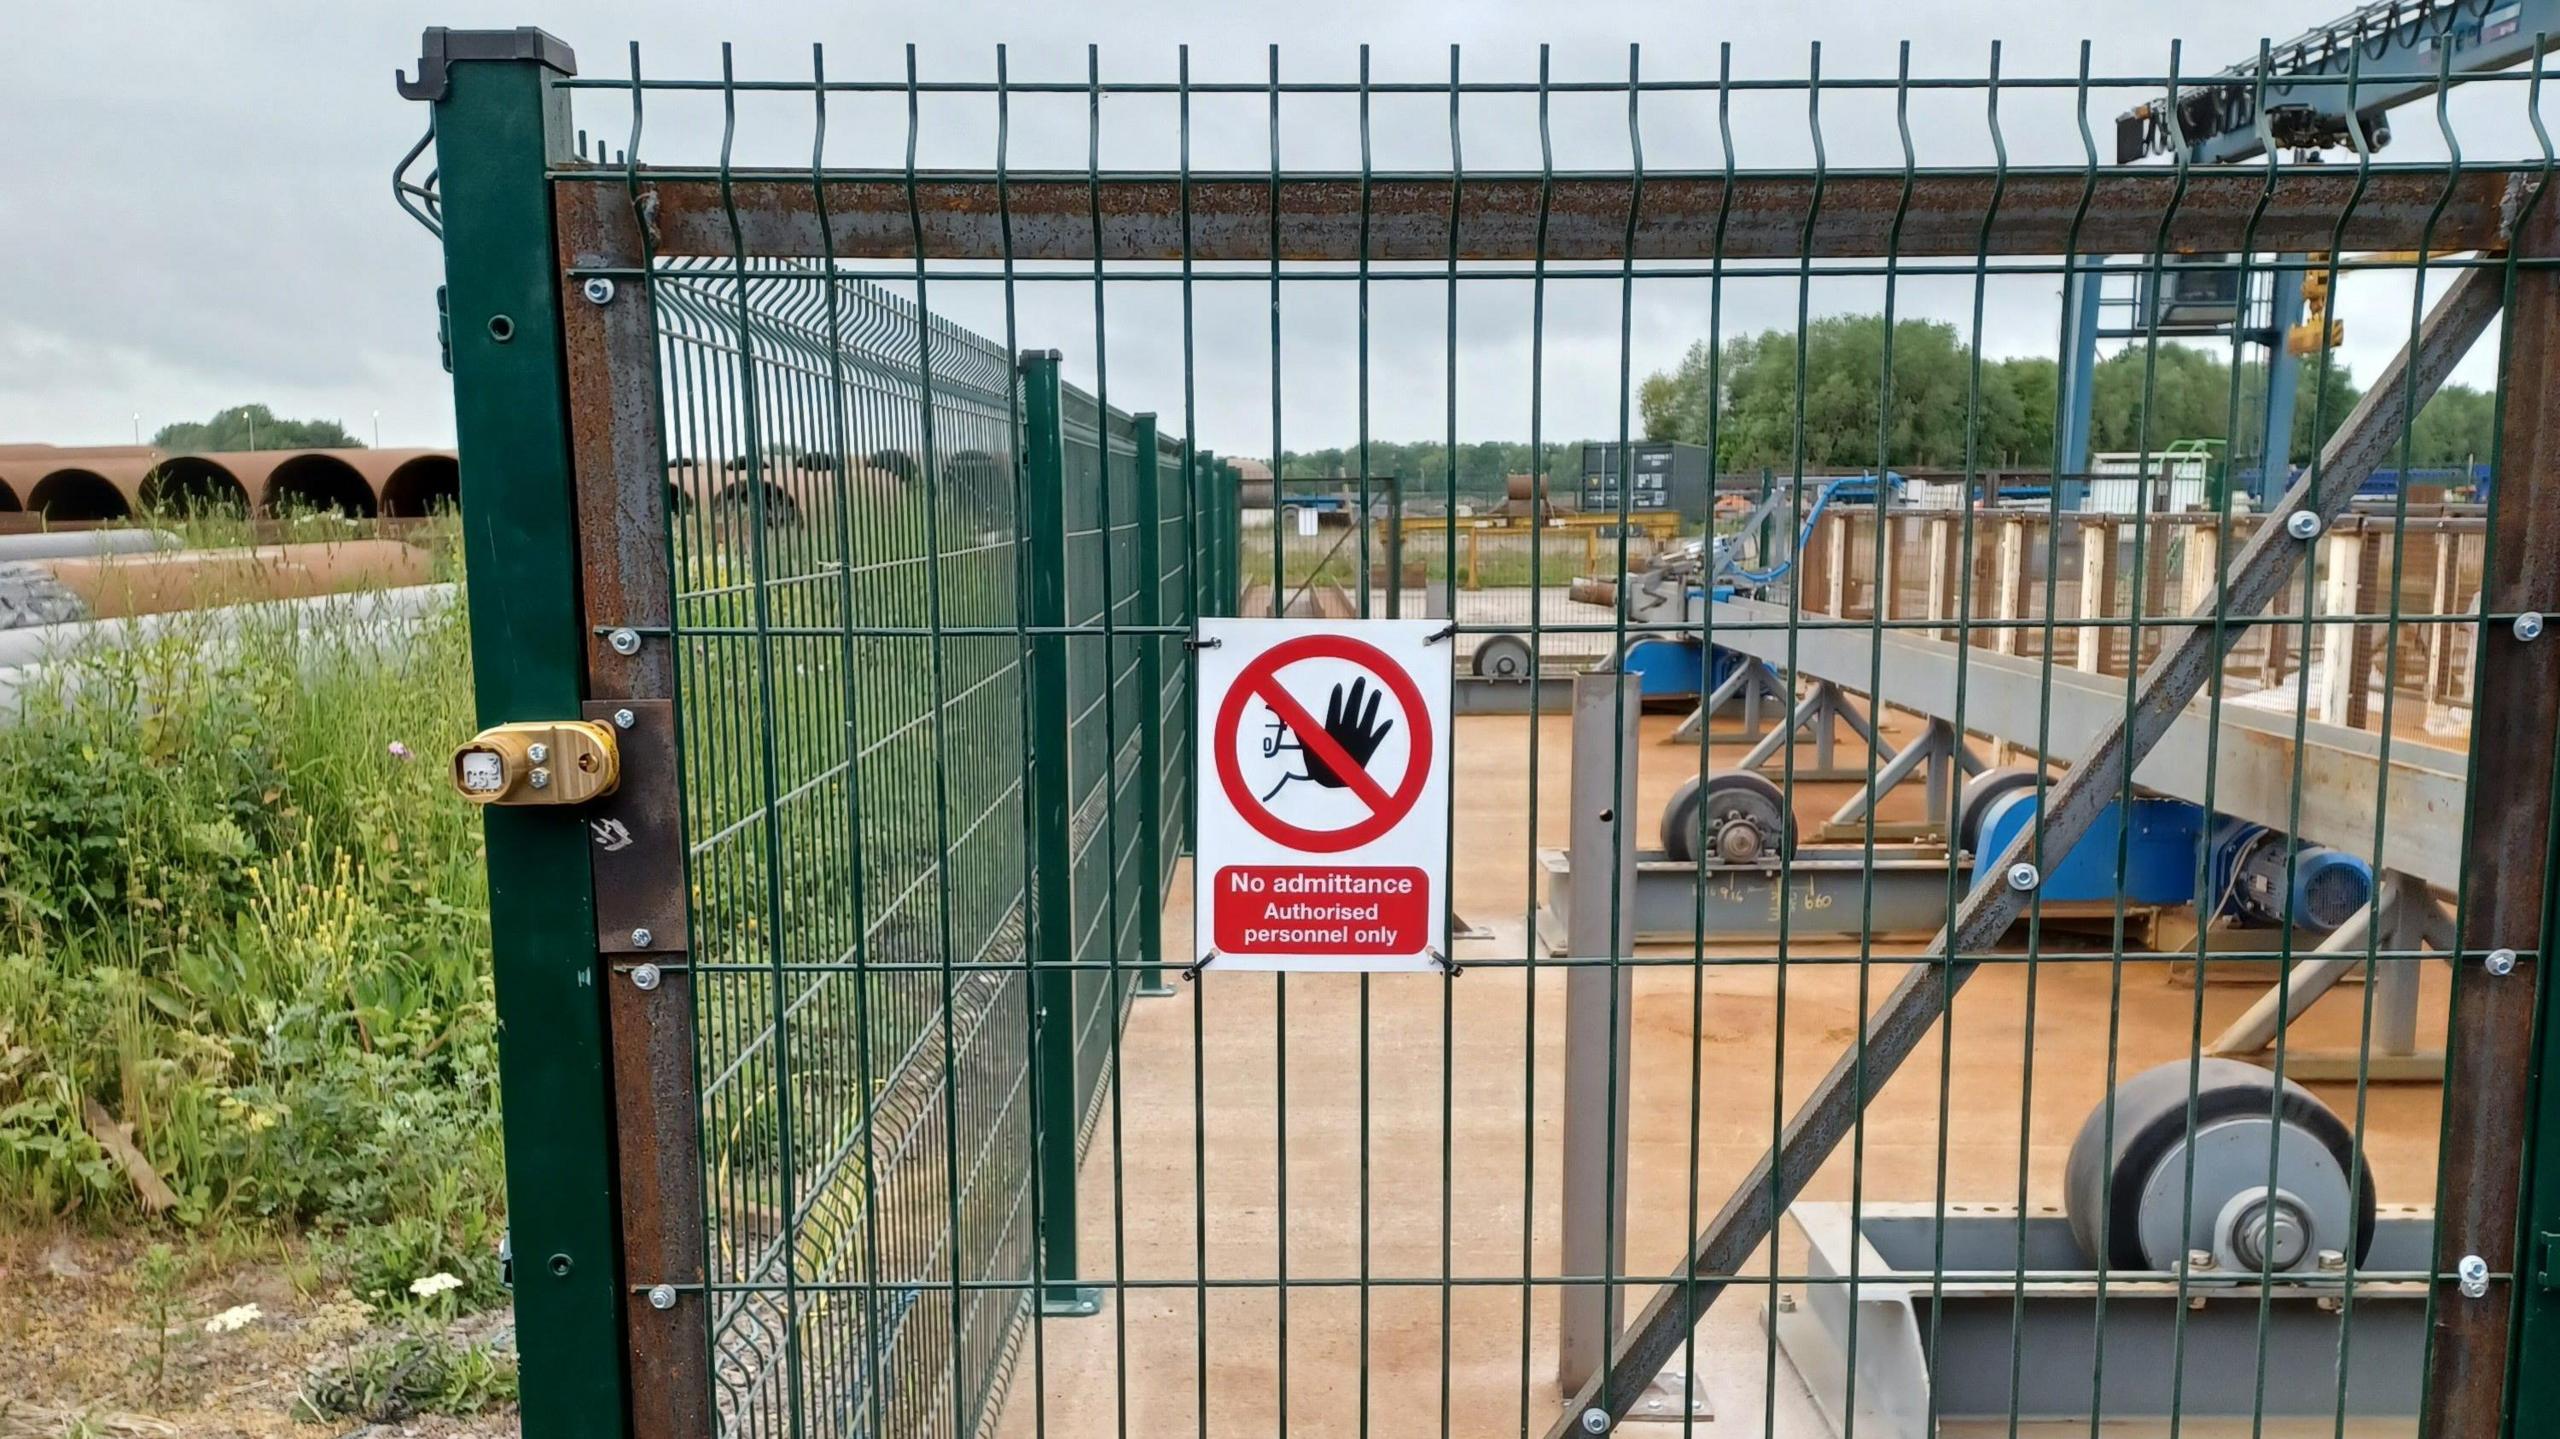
left=1194, top=618, right=1451, bottom=973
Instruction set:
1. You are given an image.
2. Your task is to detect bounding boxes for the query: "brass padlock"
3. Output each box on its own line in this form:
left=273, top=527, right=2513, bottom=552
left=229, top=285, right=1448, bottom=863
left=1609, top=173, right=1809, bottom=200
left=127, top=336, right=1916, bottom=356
left=451, top=721, right=621, bottom=806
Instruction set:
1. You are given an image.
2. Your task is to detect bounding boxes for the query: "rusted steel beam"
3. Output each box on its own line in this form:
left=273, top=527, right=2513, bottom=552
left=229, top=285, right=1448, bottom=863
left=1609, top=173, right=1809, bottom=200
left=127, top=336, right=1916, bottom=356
left=556, top=233, right=710, bottom=1439
left=1543, top=212, right=2519, bottom=1439
left=2423, top=195, right=2560, bottom=1439
left=554, top=165, right=2521, bottom=263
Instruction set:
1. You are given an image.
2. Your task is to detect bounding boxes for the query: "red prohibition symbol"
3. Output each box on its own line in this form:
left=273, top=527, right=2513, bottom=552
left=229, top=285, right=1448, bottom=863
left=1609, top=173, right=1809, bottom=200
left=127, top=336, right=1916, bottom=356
left=1215, top=633, right=1433, bottom=854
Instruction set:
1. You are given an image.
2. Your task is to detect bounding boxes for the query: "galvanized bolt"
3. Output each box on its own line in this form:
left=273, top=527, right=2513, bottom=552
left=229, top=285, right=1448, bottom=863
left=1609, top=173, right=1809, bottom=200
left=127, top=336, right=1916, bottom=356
left=526, top=742, right=550, bottom=764
left=2006, top=861, right=2040, bottom=892
left=2318, top=1249, right=2346, bottom=1272
left=2188, top=1248, right=2218, bottom=1272
left=2515, top=610, right=2545, bottom=642
left=630, top=963, right=662, bottom=991
left=607, top=627, right=643, bottom=656
left=583, top=277, right=618, bottom=306
left=2285, top=510, right=2324, bottom=541
left=1579, top=1408, right=1611, bottom=1435
left=528, top=767, right=552, bottom=790
left=647, top=1283, right=678, bottom=1310
left=2487, top=947, right=2519, bottom=977
left=613, top=707, right=637, bottom=729
left=632, top=927, right=654, bottom=949
left=2458, top=1253, right=2490, bottom=1298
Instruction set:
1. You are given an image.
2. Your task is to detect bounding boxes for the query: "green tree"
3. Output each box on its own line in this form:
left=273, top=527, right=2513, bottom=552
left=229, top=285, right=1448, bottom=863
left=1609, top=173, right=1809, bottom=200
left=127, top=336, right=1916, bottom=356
left=1640, top=316, right=2053, bottom=470
left=152, top=403, right=361, bottom=452
left=2403, top=381, right=2495, bottom=467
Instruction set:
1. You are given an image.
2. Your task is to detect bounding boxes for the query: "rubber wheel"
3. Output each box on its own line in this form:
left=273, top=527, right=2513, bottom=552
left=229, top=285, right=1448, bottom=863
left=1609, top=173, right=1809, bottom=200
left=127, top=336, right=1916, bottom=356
left=1472, top=632, right=1533, bottom=681
left=1956, top=764, right=2045, bottom=857
left=2062, top=1057, right=2377, bottom=1271
left=1661, top=769, right=1795, bottom=864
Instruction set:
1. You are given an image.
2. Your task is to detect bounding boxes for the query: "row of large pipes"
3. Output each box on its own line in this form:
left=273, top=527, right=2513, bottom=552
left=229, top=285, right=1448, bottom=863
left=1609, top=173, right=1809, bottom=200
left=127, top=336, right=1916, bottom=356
left=0, top=444, right=458, bottom=520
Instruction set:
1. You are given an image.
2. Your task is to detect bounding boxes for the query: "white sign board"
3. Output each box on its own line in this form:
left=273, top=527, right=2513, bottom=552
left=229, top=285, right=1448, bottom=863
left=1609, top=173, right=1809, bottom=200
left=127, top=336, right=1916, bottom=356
left=1193, top=617, right=1452, bottom=973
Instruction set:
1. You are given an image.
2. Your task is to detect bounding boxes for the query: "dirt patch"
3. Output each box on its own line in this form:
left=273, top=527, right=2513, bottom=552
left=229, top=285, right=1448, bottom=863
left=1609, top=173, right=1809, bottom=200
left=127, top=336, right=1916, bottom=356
left=0, top=1230, right=517, bottom=1439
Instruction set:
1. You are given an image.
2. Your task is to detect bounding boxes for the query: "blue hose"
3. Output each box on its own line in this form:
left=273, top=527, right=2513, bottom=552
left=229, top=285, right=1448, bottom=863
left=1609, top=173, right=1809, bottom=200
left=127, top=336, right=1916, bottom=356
left=1720, top=474, right=1893, bottom=586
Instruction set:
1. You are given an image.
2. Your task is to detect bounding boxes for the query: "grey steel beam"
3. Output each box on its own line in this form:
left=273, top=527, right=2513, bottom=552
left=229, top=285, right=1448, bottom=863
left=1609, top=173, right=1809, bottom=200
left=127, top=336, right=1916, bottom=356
left=1706, top=597, right=2471, bottom=888
left=1545, top=233, right=2511, bottom=1439
left=1560, top=672, right=1639, bottom=1395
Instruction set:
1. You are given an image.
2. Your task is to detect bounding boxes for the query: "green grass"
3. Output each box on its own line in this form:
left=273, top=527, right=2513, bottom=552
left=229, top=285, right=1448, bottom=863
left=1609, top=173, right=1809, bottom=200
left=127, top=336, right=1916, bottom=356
left=0, top=518, right=507, bottom=1318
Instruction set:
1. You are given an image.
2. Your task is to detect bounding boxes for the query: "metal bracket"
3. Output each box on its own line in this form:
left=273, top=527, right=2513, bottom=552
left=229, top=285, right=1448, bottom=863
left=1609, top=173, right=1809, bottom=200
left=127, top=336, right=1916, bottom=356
left=397, top=26, right=579, bottom=102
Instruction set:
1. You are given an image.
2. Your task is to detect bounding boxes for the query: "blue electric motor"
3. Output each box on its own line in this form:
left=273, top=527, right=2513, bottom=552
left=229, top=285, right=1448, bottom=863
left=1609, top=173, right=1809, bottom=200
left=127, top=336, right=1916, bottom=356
left=1967, top=780, right=2372, bottom=931
left=2208, top=816, right=2373, bottom=932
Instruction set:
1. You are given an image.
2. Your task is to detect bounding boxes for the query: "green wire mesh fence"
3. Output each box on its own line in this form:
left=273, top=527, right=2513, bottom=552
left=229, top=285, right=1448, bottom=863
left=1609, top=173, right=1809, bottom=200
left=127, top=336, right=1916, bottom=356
left=410, top=22, right=2560, bottom=1439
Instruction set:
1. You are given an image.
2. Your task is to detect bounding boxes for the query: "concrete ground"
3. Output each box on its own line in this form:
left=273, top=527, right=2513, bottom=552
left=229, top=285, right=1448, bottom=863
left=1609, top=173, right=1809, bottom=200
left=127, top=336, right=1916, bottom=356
left=992, top=709, right=2450, bottom=1439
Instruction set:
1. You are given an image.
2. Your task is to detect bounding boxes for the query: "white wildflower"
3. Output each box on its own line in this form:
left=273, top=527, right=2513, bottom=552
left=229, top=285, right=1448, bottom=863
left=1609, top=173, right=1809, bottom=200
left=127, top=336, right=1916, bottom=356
left=203, top=1303, right=263, bottom=1334
left=409, top=1271, right=464, bottom=1298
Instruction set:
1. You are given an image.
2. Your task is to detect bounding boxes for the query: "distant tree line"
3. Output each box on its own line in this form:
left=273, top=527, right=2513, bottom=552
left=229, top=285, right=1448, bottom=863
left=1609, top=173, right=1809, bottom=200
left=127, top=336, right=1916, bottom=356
left=1636, top=315, right=2493, bottom=473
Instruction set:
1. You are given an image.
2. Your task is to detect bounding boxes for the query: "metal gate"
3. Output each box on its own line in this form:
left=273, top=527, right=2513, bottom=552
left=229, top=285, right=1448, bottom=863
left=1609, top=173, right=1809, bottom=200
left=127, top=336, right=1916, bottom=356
left=407, top=24, right=2560, bottom=1439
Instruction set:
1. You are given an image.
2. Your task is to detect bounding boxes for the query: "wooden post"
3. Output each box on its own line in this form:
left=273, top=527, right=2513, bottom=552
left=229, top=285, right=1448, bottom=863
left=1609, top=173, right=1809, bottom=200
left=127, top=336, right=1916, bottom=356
left=1826, top=509, right=1852, bottom=618
left=2180, top=522, right=2222, bottom=614
left=2318, top=527, right=2367, bottom=727
left=1876, top=514, right=1902, bottom=624
left=2077, top=516, right=2118, bottom=674
left=1925, top=516, right=1956, bottom=641
left=1996, top=517, right=2030, bottom=657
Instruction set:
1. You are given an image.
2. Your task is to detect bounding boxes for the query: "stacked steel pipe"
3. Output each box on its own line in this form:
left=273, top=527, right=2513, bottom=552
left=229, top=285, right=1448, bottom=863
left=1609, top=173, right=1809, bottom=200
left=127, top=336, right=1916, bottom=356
left=0, top=443, right=460, bottom=519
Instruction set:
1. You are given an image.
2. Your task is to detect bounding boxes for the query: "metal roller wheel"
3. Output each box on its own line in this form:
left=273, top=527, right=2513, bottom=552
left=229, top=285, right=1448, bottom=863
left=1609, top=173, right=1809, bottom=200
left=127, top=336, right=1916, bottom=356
left=2063, top=1057, right=2376, bottom=1275
left=1660, top=769, right=1795, bottom=865
left=1472, top=631, right=1534, bottom=681
left=1956, top=764, right=2045, bottom=857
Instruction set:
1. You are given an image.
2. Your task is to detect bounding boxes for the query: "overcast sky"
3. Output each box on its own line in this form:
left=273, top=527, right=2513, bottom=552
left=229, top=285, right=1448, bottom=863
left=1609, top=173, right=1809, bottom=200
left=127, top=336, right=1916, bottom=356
left=0, top=1, right=2542, bottom=459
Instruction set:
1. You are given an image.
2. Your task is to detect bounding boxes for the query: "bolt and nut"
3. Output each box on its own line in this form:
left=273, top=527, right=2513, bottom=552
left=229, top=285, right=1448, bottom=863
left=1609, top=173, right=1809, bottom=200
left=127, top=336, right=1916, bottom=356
left=528, top=767, right=552, bottom=790
left=1578, top=1408, right=1612, bottom=1435
left=607, top=627, right=643, bottom=656
left=630, top=963, right=663, bottom=992
left=2487, top=947, right=2519, bottom=976
left=613, top=707, right=637, bottom=729
left=632, top=927, right=655, bottom=948
left=2458, top=1253, right=2491, bottom=1298
left=2006, top=861, right=2040, bottom=892
left=646, top=1283, right=678, bottom=1310
left=2515, top=610, right=2546, bottom=642
left=2285, top=510, right=2324, bottom=541
left=526, top=742, right=550, bottom=764
left=583, top=277, right=618, bottom=305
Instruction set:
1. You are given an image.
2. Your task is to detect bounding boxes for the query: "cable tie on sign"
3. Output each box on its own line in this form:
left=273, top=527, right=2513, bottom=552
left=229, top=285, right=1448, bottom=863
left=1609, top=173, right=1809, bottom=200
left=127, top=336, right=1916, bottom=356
left=1424, top=622, right=1459, bottom=645
left=1183, top=950, right=1218, bottom=981
left=1429, top=946, right=1462, bottom=978
left=1185, top=634, right=1223, bottom=651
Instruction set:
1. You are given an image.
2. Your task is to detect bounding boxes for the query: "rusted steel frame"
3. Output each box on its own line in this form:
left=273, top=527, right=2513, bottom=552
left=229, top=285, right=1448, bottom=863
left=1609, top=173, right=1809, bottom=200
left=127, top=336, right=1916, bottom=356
left=552, top=165, right=2519, bottom=262
left=1545, top=229, right=2518, bottom=1439
left=557, top=216, right=712, bottom=1438
left=2423, top=198, right=2560, bottom=1439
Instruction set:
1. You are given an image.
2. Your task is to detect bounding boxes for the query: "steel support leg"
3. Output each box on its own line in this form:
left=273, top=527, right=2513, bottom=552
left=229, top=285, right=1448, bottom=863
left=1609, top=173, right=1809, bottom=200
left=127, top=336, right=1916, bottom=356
left=1561, top=672, right=1640, bottom=1396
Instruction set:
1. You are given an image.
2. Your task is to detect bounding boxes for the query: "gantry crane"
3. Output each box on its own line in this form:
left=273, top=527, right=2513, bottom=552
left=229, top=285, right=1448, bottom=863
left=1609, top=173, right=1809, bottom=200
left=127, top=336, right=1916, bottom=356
left=2063, top=0, right=2560, bottom=506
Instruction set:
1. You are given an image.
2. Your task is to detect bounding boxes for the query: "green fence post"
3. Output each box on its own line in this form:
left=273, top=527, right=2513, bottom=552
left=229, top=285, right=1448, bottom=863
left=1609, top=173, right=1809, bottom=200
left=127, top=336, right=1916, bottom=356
left=403, top=26, right=630, bottom=1437
left=1203, top=449, right=1230, bottom=617
left=1019, top=350, right=1096, bottom=1315
left=1131, top=415, right=1174, bottom=996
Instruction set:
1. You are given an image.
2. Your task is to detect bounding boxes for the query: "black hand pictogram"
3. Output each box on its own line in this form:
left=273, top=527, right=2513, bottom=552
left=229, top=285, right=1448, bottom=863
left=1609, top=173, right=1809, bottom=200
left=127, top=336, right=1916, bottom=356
left=1303, top=676, right=1393, bottom=789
